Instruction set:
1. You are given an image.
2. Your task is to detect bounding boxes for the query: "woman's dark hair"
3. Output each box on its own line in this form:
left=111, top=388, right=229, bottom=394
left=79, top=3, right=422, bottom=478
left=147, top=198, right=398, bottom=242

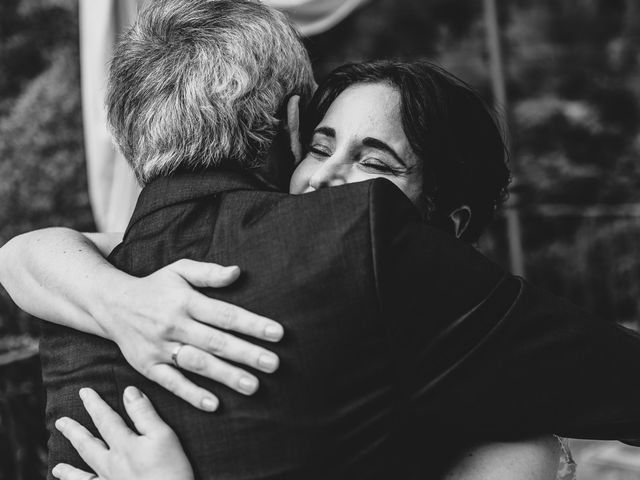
left=302, top=60, right=511, bottom=243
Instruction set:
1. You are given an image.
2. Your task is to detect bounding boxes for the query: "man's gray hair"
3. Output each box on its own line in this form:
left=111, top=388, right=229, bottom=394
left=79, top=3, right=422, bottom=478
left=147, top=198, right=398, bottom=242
left=107, top=0, right=315, bottom=184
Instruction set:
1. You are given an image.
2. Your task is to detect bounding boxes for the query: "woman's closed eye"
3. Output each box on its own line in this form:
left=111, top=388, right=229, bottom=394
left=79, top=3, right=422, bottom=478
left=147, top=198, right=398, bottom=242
left=309, top=144, right=332, bottom=158
left=358, top=156, right=404, bottom=176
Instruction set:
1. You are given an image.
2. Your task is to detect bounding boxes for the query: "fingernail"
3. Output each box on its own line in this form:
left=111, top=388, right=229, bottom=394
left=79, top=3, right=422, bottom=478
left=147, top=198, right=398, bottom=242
left=51, top=465, right=61, bottom=478
left=55, top=418, right=68, bottom=430
left=225, top=266, right=240, bottom=274
left=238, top=376, right=259, bottom=395
left=201, top=397, right=219, bottom=412
left=265, top=324, right=284, bottom=341
left=258, top=354, right=279, bottom=372
left=124, top=386, right=142, bottom=402
left=78, top=388, right=89, bottom=400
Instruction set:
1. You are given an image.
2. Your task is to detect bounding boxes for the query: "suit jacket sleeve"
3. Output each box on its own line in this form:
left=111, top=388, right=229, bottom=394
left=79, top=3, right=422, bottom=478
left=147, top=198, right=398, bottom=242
left=368, top=178, right=640, bottom=442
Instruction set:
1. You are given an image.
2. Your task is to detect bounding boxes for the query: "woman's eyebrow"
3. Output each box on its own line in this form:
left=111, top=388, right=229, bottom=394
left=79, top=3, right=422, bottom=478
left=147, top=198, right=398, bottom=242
left=362, top=137, right=407, bottom=167
left=313, top=126, right=336, bottom=138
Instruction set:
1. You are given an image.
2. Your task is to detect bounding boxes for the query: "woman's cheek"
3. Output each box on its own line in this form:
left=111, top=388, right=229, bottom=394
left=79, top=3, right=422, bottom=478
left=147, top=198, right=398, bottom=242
left=389, top=176, right=424, bottom=211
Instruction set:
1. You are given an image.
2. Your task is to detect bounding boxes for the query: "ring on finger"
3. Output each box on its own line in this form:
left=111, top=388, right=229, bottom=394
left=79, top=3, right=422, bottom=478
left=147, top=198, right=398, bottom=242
left=171, top=343, right=186, bottom=369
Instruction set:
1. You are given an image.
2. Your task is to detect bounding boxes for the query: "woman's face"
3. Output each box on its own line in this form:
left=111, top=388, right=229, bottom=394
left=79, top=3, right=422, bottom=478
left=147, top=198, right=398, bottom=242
left=290, top=82, right=424, bottom=212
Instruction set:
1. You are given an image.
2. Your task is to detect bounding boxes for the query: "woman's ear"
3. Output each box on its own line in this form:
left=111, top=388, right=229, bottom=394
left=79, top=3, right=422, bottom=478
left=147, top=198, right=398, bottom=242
left=449, top=206, right=471, bottom=239
left=286, top=95, right=302, bottom=165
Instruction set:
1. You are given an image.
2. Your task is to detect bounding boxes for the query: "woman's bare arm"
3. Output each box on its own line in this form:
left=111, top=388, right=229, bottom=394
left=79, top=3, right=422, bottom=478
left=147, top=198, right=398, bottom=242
left=0, top=227, right=284, bottom=410
left=0, top=228, right=123, bottom=337
left=441, top=436, right=561, bottom=480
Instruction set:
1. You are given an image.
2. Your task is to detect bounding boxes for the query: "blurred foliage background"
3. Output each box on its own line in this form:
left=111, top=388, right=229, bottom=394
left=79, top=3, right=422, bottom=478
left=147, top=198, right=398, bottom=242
left=0, top=0, right=639, bottom=478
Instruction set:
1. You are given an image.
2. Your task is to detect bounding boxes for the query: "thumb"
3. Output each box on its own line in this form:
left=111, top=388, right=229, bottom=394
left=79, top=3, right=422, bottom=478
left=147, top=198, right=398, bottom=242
left=167, top=259, right=241, bottom=288
left=123, top=386, right=169, bottom=436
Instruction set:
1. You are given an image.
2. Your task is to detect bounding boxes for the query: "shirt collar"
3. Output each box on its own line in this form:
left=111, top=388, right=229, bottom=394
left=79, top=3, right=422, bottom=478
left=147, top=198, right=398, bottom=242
left=125, top=169, right=278, bottom=233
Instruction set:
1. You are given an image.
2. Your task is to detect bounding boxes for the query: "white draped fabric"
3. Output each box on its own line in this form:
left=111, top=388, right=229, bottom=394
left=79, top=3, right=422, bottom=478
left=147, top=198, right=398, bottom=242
left=264, top=0, right=370, bottom=36
left=79, top=0, right=143, bottom=232
left=80, top=0, right=370, bottom=231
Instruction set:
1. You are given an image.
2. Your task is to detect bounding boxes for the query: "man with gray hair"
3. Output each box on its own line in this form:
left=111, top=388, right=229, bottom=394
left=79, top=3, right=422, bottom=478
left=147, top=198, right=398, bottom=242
left=107, top=0, right=315, bottom=187
left=41, top=0, right=323, bottom=478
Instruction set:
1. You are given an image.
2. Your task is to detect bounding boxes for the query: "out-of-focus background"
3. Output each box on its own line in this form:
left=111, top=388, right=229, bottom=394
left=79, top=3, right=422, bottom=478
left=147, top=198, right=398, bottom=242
left=1, top=0, right=640, bottom=479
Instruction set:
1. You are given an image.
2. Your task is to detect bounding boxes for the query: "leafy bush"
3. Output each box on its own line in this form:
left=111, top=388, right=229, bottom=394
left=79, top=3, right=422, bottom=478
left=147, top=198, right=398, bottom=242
left=0, top=0, right=92, bottom=336
left=0, top=2, right=88, bottom=478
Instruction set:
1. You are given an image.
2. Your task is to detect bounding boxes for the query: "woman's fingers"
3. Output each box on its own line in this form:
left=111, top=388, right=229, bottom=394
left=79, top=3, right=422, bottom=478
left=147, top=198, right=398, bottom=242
left=167, top=259, right=241, bottom=288
left=164, top=259, right=284, bottom=342
left=78, top=388, right=134, bottom=446
left=126, top=260, right=285, bottom=409
left=186, top=293, right=284, bottom=342
left=146, top=363, right=220, bottom=412
left=180, top=320, right=280, bottom=373
left=173, top=345, right=260, bottom=395
left=122, top=386, right=168, bottom=437
left=51, top=463, right=99, bottom=480
left=149, top=340, right=264, bottom=407
left=54, top=417, right=107, bottom=472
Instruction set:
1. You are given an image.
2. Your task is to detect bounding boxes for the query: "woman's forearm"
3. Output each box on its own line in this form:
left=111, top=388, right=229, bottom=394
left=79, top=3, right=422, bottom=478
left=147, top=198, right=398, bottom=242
left=0, top=227, right=125, bottom=338
left=0, top=228, right=285, bottom=408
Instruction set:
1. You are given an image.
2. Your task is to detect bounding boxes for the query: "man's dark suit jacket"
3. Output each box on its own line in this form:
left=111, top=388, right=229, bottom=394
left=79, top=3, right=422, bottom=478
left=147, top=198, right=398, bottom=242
left=41, top=170, right=640, bottom=479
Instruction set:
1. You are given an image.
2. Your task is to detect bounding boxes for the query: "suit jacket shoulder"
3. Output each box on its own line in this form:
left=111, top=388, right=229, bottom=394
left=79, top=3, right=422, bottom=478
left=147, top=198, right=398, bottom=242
left=365, top=178, right=640, bottom=442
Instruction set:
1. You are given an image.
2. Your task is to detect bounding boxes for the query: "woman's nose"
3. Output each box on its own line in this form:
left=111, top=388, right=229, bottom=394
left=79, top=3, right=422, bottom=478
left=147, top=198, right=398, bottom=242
left=309, top=157, right=348, bottom=190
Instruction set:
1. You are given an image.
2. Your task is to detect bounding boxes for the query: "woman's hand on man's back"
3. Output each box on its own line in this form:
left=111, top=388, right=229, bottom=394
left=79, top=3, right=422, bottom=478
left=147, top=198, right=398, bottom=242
left=95, top=259, right=284, bottom=411
left=0, top=227, right=282, bottom=411
left=53, top=387, right=193, bottom=480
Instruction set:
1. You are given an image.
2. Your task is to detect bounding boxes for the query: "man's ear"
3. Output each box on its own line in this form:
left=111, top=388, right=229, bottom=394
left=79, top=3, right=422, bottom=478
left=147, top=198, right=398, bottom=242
left=449, top=206, right=471, bottom=239
left=286, top=95, right=302, bottom=165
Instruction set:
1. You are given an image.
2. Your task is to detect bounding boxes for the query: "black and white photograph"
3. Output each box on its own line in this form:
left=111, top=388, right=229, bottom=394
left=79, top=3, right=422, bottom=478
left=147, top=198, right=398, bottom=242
left=1, top=0, right=640, bottom=479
